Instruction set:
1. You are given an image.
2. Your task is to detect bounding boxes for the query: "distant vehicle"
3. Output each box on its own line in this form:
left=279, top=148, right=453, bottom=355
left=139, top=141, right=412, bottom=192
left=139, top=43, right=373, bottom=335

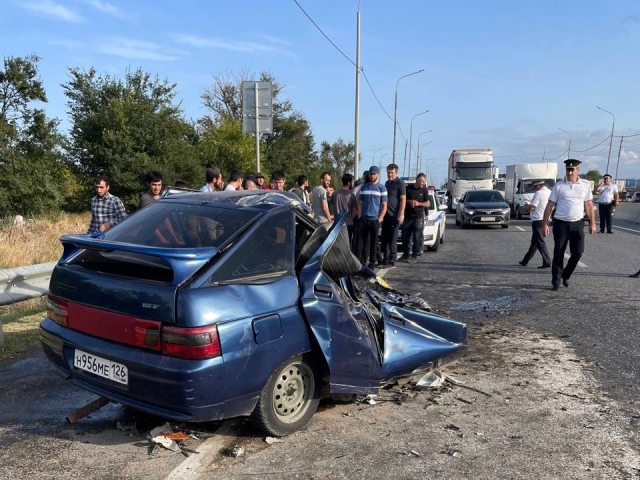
left=631, top=192, right=640, bottom=203
left=40, top=190, right=467, bottom=436
left=504, top=163, right=558, bottom=219
left=455, top=190, right=510, bottom=229
left=447, top=149, right=495, bottom=213
left=436, top=190, right=447, bottom=205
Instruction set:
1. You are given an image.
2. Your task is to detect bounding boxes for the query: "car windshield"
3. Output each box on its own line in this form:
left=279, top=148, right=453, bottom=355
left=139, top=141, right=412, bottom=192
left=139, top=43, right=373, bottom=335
left=456, top=165, right=493, bottom=180
left=466, top=191, right=504, bottom=203
left=520, top=179, right=555, bottom=194
left=104, top=202, right=260, bottom=248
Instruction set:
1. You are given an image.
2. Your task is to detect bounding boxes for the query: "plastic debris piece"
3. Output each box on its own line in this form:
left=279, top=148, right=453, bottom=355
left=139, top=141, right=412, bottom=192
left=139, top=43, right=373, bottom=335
left=416, top=371, right=445, bottom=389
left=445, top=424, right=461, bottom=431
left=151, top=435, right=181, bottom=452
left=265, top=437, right=283, bottom=444
left=409, top=450, right=421, bottom=457
left=230, top=445, right=245, bottom=458
left=475, top=430, right=484, bottom=436
left=365, top=395, right=377, bottom=405
left=149, top=423, right=172, bottom=438
left=164, top=431, right=190, bottom=441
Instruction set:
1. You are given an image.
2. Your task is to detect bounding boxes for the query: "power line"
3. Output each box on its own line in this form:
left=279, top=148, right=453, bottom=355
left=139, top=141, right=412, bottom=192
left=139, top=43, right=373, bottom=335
left=361, top=69, right=393, bottom=122
left=571, top=135, right=610, bottom=152
left=292, top=0, right=356, bottom=67
left=613, top=132, right=640, bottom=138
left=546, top=148, right=569, bottom=161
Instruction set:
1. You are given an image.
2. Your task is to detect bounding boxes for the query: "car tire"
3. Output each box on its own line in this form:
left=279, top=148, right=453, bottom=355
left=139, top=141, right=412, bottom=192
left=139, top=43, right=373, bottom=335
left=427, top=229, right=440, bottom=251
left=460, top=218, right=467, bottom=229
left=502, top=224, right=509, bottom=229
left=440, top=228, right=445, bottom=244
left=250, top=355, right=321, bottom=437
left=455, top=215, right=461, bottom=226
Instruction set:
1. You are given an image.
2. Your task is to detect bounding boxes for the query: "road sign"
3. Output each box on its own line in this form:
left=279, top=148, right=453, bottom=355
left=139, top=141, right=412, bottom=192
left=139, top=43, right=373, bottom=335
left=242, top=81, right=273, bottom=134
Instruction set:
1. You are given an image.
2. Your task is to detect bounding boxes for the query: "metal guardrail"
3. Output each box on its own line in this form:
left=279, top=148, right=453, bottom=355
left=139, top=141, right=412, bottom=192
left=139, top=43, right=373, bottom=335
left=0, top=262, right=56, bottom=348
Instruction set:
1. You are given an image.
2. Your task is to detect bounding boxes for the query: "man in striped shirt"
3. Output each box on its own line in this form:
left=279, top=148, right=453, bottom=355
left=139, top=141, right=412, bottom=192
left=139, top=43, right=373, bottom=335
left=355, top=166, right=387, bottom=269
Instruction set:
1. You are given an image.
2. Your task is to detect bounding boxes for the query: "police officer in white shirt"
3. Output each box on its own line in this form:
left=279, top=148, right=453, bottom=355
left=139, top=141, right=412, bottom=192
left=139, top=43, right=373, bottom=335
left=542, top=159, right=596, bottom=291
left=518, top=180, right=552, bottom=268
left=596, top=173, right=619, bottom=234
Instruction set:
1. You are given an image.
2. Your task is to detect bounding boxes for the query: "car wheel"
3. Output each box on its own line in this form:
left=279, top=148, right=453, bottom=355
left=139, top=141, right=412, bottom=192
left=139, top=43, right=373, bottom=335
left=502, top=223, right=509, bottom=229
left=440, top=228, right=445, bottom=244
left=460, top=218, right=467, bottom=229
left=427, top=229, right=440, bottom=251
left=250, top=355, right=321, bottom=437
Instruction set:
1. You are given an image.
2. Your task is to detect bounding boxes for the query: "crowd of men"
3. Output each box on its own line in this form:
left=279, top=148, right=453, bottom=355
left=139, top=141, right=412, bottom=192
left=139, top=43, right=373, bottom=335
left=86, top=164, right=432, bottom=271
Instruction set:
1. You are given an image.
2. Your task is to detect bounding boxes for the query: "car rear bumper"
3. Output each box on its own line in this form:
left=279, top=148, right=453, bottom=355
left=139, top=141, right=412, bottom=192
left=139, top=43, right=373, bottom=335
left=40, top=318, right=255, bottom=422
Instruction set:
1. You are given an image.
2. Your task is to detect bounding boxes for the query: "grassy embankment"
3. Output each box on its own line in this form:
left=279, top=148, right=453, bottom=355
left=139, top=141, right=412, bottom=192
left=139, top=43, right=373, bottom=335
left=0, top=213, right=89, bottom=361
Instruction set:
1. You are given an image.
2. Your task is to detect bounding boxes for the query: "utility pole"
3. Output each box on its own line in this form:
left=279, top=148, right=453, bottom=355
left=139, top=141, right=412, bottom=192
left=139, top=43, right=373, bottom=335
left=392, top=69, right=425, bottom=165
left=596, top=106, right=615, bottom=174
left=353, top=2, right=361, bottom=177
left=615, top=136, right=623, bottom=181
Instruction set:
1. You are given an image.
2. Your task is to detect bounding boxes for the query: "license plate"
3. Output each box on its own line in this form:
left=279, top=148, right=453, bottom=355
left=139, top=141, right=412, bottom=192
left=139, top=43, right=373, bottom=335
left=480, top=217, right=495, bottom=222
left=73, top=349, right=128, bottom=385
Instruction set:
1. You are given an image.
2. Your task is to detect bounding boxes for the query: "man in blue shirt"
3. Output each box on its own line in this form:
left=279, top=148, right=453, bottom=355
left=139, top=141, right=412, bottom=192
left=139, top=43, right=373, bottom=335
left=355, top=166, right=387, bottom=269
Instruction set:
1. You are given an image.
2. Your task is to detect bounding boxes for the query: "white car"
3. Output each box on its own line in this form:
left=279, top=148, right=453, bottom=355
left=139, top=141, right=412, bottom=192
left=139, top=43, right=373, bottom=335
left=398, top=192, right=447, bottom=252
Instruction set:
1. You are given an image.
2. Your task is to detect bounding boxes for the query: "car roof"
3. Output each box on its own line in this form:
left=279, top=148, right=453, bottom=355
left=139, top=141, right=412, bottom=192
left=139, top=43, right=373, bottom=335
left=161, top=189, right=311, bottom=213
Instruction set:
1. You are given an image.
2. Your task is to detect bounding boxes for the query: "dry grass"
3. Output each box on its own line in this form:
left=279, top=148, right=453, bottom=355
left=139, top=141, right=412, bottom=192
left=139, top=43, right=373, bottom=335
left=0, top=213, right=89, bottom=268
left=0, top=297, right=47, bottom=361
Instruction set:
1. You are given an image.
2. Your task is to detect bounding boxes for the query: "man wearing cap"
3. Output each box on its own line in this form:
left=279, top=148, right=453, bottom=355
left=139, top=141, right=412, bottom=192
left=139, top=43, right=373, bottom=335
left=356, top=166, right=387, bottom=269
left=542, top=159, right=596, bottom=291
left=518, top=180, right=552, bottom=268
left=255, top=173, right=268, bottom=190
left=596, top=174, right=619, bottom=234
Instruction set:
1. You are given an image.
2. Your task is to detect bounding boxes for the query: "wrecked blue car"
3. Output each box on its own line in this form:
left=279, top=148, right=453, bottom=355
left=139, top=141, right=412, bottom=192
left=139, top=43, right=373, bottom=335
left=40, top=190, right=467, bottom=436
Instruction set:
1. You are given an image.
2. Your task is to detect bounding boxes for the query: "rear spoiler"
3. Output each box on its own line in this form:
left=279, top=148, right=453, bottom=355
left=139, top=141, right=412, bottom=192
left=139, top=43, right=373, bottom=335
left=59, top=234, right=218, bottom=286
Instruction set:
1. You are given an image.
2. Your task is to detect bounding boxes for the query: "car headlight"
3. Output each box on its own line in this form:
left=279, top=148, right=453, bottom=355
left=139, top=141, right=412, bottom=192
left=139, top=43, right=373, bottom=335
left=426, top=219, right=435, bottom=226
left=463, top=208, right=474, bottom=215
left=501, top=208, right=510, bottom=215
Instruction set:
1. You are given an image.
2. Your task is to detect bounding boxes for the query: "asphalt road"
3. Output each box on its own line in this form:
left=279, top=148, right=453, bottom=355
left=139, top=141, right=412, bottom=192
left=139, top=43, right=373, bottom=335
left=384, top=214, right=640, bottom=446
left=0, top=214, right=638, bottom=478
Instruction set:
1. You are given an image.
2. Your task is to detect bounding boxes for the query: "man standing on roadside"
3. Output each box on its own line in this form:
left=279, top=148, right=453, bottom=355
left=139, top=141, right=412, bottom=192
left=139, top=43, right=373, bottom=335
left=255, top=173, right=268, bottom=190
left=88, top=175, right=127, bottom=233
left=356, top=166, right=387, bottom=269
left=311, top=172, right=334, bottom=224
left=224, top=170, right=243, bottom=191
left=333, top=173, right=358, bottom=243
left=380, top=163, right=406, bottom=267
left=291, top=175, right=310, bottom=205
left=270, top=171, right=286, bottom=191
left=542, top=159, right=596, bottom=291
left=401, top=173, right=429, bottom=263
left=138, top=170, right=163, bottom=209
left=518, top=180, right=552, bottom=268
left=596, top=173, right=619, bottom=234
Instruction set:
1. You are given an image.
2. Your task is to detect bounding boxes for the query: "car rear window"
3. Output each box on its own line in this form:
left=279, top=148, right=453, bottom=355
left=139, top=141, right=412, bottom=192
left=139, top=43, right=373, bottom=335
left=104, top=203, right=260, bottom=249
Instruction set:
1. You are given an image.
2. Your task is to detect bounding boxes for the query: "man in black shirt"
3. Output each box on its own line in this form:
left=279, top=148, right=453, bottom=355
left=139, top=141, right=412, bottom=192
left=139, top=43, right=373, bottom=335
left=401, top=173, right=430, bottom=263
left=380, top=164, right=406, bottom=266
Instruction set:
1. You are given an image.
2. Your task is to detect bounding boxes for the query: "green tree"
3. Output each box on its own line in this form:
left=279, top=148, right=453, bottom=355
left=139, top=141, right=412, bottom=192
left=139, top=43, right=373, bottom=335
left=583, top=170, right=602, bottom=183
left=0, top=55, right=68, bottom=216
left=63, top=67, right=201, bottom=211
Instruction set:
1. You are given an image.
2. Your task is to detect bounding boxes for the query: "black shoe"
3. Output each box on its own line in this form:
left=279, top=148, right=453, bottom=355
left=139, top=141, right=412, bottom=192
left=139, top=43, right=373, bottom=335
left=599, top=230, right=604, bottom=233
left=399, top=256, right=410, bottom=263
left=409, top=257, right=418, bottom=264
left=552, top=282, right=560, bottom=291
left=607, top=231, right=613, bottom=234
left=518, top=261, right=527, bottom=266
left=630, top=272, right=639, bottom=278
left=367, top=263, right=375, bottom=270
left=562, top=278, right=570, bottom=288
left=388, top=261, right=395, bottom=267
left=377, top=259, right=388, bottom=267
left=538, top=264, right=551, bottom=269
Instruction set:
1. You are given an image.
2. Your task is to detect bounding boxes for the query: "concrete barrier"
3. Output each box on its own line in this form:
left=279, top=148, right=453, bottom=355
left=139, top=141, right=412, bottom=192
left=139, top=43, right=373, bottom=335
left=613, top=202, right=640, bottom=224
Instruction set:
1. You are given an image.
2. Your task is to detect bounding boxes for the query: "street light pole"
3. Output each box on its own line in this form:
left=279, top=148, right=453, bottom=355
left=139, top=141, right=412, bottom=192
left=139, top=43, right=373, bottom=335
left=558, top=128, right=572, bottom=159
left=415, top=129, right=433, bottom=174
left=417, top=140, right=433, bottom=173
left=596, top=106, right=616, bottom=174
left=406, top=109, right=429, bottom=177
left=353, top=2, right=361, bottom=177
left=532, top=140, right=546, bottom=161
left=392, top=69, right=425, bottom=165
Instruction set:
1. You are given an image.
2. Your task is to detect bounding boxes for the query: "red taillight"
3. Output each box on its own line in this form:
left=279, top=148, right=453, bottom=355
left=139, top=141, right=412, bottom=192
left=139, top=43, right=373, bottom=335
left=46, top=295, right=68, bottom=326
left=161, top=325, right=221, bottom=359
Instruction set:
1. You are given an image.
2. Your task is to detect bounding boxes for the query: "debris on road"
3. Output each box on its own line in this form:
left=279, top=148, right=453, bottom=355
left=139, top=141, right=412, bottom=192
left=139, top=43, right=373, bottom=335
left=229, top=445, right=246, bottom=458
left=265, top=437, right=283, bottom=444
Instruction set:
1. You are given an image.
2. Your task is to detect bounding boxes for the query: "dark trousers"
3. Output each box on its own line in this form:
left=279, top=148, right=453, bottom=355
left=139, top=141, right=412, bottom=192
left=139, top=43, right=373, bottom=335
left=522, top=220, right=551, bottom=266
left=356, top=218, right=379, bottom=266
left=380, top=215, right=400, bottom=262
left=552, top=219, right=584, bottom=284
left=598, top=203, right=613, bottom=232
left=402, top=217, right=424, bottom=258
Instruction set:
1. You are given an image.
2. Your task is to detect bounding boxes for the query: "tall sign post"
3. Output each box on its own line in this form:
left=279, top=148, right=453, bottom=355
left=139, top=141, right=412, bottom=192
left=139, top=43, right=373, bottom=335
left=242, top=81, right=273, bottom=173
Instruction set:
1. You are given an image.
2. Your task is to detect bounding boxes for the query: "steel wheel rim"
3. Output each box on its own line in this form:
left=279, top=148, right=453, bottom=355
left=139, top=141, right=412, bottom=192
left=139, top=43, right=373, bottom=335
left=272, top=361, right=313, bottom=424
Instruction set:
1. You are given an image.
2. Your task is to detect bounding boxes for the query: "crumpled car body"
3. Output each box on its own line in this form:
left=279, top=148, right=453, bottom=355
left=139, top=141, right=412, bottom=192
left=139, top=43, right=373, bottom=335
left=40, top=190, right=467, bottom=436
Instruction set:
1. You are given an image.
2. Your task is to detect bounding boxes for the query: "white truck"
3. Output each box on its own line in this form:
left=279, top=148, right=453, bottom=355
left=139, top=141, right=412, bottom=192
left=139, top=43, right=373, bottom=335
left=505, top=163, right=558, bottom=219
left=446, top=149, right=494, bottom=213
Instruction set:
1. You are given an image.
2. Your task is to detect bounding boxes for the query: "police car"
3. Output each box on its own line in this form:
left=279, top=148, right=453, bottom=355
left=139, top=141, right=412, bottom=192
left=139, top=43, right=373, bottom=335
left=396, top=181, right=447, bottom=252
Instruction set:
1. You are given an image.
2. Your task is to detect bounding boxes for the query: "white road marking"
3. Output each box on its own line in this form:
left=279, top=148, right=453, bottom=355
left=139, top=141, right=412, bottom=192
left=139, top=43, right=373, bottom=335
left=564, top=253, right=587, bottom=268
left=515, top=226, right=526, bottom=232
left=612, top=225, right=640, bottom=234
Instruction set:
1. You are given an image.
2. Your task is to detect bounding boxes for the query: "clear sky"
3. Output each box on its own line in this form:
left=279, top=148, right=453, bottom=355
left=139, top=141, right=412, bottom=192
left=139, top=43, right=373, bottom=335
left=4, top=0, right=640, bottom=184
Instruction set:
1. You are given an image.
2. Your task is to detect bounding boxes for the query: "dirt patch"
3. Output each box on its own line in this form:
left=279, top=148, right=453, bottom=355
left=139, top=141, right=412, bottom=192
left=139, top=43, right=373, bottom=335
left=199, top=322, right=640, bottom=479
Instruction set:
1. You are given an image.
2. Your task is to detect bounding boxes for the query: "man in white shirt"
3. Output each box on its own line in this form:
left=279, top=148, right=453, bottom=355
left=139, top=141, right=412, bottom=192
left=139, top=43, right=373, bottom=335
left=596, top=173, right=619, bottom=234
left=542, top=159, right=596, bottom=291
left=518, top=180, right=552, bottom=268
left=224, top=170, right=243, bottom=191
